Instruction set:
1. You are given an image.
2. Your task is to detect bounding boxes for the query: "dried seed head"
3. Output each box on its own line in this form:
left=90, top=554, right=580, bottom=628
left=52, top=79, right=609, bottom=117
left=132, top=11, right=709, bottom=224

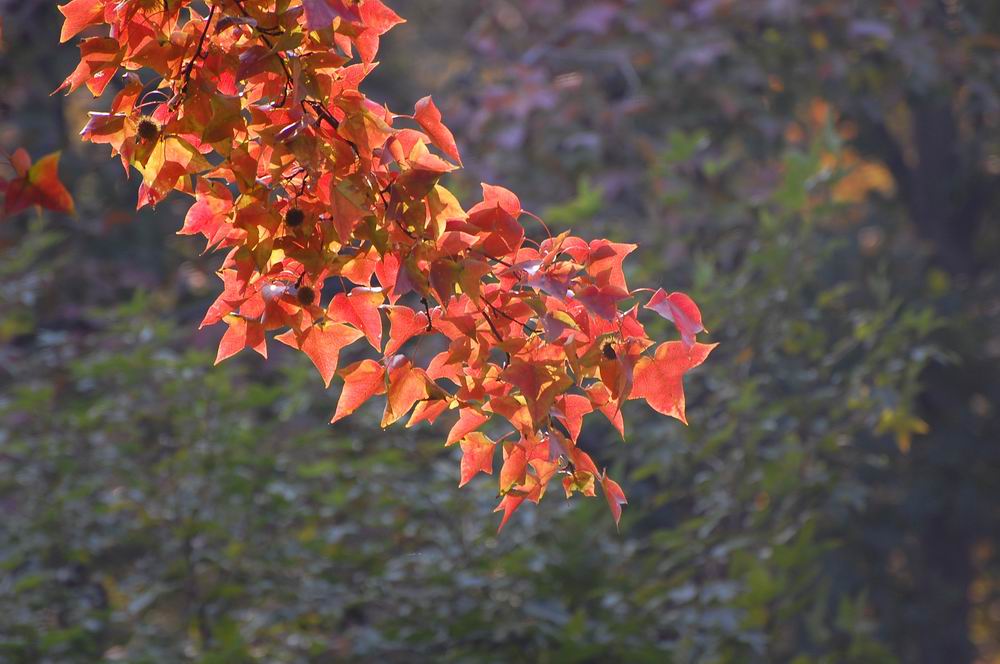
left=285, top=207, right=306, bottom=227
left=136, top=117, right=161, bottom=142
left=296, top=286, right=316, bottom=306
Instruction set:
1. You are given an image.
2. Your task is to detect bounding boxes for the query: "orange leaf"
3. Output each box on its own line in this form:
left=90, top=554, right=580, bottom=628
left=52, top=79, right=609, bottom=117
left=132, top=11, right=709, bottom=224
left=2, top=151, right=75, bottom=217
left=381, top=356, right=430, bottom=427
left=554, top=394, right=593, bottom=443
left=276, top=322, right=364, bottom=388
left=215, top=315, right=267, bottom=364
left=629, top=342, right=718, bottom=424
left=384, top=305, right=432, bottom=355
left=493, top=475, right=542, bottom=532
left=499, top=441, right=528, bottom=494
left=458, top=432, right=495, bottom=487
left=645, top=290, right=705, bottom=347
left=327, top=288, right=384, bottom=350
left=587, top=239, right=637, bottom=291
left=446, top=407, right=491, bottom=445
left=331, top=359, right=386, bottom=423
left=58, top=0, right=105, bottom=43
left=601, top=472, right=628, bottom=528
left=58, top=37, right=122, bottom=96
left=414, top=96, right=462, bottom=165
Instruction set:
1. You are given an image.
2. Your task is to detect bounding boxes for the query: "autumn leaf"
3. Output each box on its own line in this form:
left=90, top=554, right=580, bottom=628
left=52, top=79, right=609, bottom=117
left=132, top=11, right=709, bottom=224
left=276, top=322, right=364, bottom=388
left=554, top=394, right=593, bottom=443
left=629, top=342, right=718, bottom=424
left=645, top=289, right=705, bottom=347
left=215, top=314, right=267, bottom=364
left=499, top=441, right=529, bottom=494
left=600, top=472, right=628, bottom=528
left=458, top=432, right=495, bottom=487
left=446, top=407, right=491, bottom=445
left=331, top=359, right=387, bottom=423
left=381, top=356, right=431, bottom=427
left=414, top=96, right=462, bottom=165
left=384, top=305, right=433, bottom=355
left=58, top=0, right=105, bottom=43
left=327, top=288, right=385, bottom=350
left=57, top=37, right=122, bottom=96
left=2, top=150, right=75, bottom=218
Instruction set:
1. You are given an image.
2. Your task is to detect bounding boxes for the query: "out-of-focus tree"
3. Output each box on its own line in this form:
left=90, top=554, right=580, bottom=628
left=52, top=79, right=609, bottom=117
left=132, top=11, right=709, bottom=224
left=405, top=1, right=1000, bottom=661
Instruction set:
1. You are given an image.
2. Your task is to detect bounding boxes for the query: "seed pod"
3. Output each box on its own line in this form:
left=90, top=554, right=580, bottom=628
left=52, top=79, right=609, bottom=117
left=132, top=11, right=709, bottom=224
left=136, top=118, right=161, bottom=143
left=285, top=207, right=305, bottom=227
left=296, top=286, right=316, bottom=306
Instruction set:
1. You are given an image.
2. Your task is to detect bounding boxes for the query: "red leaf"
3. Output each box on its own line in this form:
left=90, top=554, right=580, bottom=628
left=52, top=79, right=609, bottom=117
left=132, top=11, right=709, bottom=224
left=276, top=322, right=364, bottom=388
left=406, top=398, right=449, bottom=427
left=58, top=0, right=105, bottom=43
left=499, top=441, right=528, bottom=493
left=331, top=359, right=386, bottom=423
left=645, top=290, right=705, bottom=347
left=629, top=342, right=718, bottom=424
left=414, top=96, right=462, bottom=165
left=215, top=315, right=267, bottom=364
left=480, top=183, right=521, bottom=217
left=446, top=407, right=491, bottom=445
left=587, top=240, right=637, bottom=290
left=468, top=184, right=524, bottom=258
left=493, top=475, right=542, bottom=532
left=585, top=383, right=625, bottom=439
left=458, top=432, right=495, bottom=487
left=58, top=37, right=122, bottom=96
left=574, top=284, right=628, bottom=321
left=600, top=472, right=628, bottom=528
left=384, top=305, right=432, bottom=355
left=2, top=151, right=75, bottom=217
left=382, top=356, right=430, bottom=427
left=327, top=288, right=384, bottom=350
left=493, top=491, right=527, bottom=533
left=301, top=0, right=357, bottom=29
left=554, top=394, right=593, bottom=443
left=360, top=0, right=406, bottom=34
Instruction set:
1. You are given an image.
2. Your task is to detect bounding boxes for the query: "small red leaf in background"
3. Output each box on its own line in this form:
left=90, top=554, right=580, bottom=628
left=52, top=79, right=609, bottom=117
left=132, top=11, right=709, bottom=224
left=2, top=150, right=75, bottom=218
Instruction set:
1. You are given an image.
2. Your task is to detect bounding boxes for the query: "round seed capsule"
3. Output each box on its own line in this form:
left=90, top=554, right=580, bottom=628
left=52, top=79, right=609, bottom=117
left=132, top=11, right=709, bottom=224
left=296, top=286, right=316, bottom=306
left=136, top=118, right=161, bottom=142
left=285, top=207, right=306, bottom=227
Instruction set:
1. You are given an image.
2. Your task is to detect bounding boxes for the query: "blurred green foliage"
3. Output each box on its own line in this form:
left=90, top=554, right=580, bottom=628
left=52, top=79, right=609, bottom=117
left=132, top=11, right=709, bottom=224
left=1, top=1, right=999, bottom=662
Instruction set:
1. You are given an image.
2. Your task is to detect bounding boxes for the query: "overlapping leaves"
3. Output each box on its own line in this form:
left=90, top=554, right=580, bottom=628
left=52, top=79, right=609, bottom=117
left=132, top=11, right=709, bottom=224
left=58, top=0, right=715, bottom=529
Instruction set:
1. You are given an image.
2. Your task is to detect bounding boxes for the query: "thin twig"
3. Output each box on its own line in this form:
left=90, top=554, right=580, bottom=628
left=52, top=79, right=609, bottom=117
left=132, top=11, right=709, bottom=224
left=180, top=3, right=218, bottom=93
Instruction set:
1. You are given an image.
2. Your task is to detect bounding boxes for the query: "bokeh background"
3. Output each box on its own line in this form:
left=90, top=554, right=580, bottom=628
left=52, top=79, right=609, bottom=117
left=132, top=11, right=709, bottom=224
left=2, top=1, right=999, bottom=662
